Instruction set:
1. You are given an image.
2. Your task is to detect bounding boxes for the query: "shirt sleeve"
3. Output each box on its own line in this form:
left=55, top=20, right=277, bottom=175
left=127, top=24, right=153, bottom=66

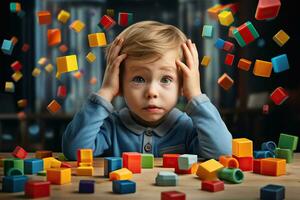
left=184, top=94, right=232, bottom=160
left=62, top=93, right=114, bottom=160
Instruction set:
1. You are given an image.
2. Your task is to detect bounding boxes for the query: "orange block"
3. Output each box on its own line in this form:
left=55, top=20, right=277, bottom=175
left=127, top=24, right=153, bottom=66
left=219, top=155, right=239, bottom=168
left=207, top=4, right=224, bottom=20
left=76, top=166, right=94, bottom=176
left=253, top=59, right=272, bottom=77
left=47, top=168, right=71, bottom=185
left=47, top=100, right=61, bottom=114
left=59, top=44, right=68, bottom=53
left=196, top=159, right=224, bottom=180
left=232, top=138, right=253, bottom=157
left=48, top=29, right=61, bottom=46
left=123, top=152, right=141, bottom=173
left=217, top=73, right=234, bottom=90
left=37, top=11, right=52, bottom=25
left=237, top=58, right=252, bottom=71
left=109, top=168, right=132, bottom=181
left=260, top=158, right=286, bottom=176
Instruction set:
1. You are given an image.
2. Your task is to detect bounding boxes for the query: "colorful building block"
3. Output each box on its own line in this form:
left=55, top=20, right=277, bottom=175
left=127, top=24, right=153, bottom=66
left=12, top=146, right=27, bottom=159
left=98, top=15, right=116, bottom=30
left=59, top=44, right=68, bottom=53
left=5, top=82, right=15, bottom=93
left=79, top=180, right=95, bottom=193
left=2, top=175, right=28, bottom=192
left=161, top=191, right=186, bottom=200
left=76, top=166, right=94, bottom=176
left=21, top=43, right=30, bottom=52
left=255, top=0, right=281, bottom=20
left=122, top=152, right=141, bottom=173
left=12, top=71, right=23, bottom=82
left=104, top=157, right=122, bottom=177
left=89, top=77, right=97, bottom=85
left=232, top=138, right=253, bottom=157
left=175, top=162, right=198, bottom=175
left=225, top=53, right=235, bottom=66
left=275, top=148, right=293, bottom=163
left=218, top=155, right=239, bottom=168
left=118, top=12, right=133, bottom=26
left=11, top=36, right=18, bottom=45
left=47, top=29, right=61, bottom=46
left=69, top=20, right=85, bottom=32
left=35, top=150, right=52, bottom=159
left=86, top=52, right=96, bottom=63
left=109, top=168, right=133, bottom=181
left=61, top=162, right=72, bottom=168
left=217, top=73, right=234, bottom=90
left=218, top=10, right=234, bottom=26
left=142, top=154, right=154, bottom=168
left=260, top=158, right=286, bottom=176
left=47, top=168, right=71, bottom=184
left=45, top=64, right=54, bottom=73
left=2, top=39, right=14, bottom=55
left=233, top=21, right=259, bottom=47
left=196, top=159, right=224, bottom=180
left=10, top=2, right=21, bottom=13
left=47, top=100, right=61, bottom=114
left=106, top=9, right=114, bottom=17
left=254, top=151, right=274, bottom=159
left=273, top=29, right=289, bottom=47
left=17, top=99, right=27, bottom=108
left=43, top=157, right=55, bottom=170
left=7, top=168, right=23, bottom=176
left=253, top=159, right=262, bottom=174
left=214, top=38, right=225, bottom=49
left=223, top=41, right=234, bottom=52
left=88, top=33, right=107, bottom=47
left=113, top=180, right=136, bottom=194
left=261, top=141, right=277, bottom=152
left=262, top=104, right=269, bottom=114
left=217, top=168, right=244, bottom=184
left=270, top=87, right=289, bottom=105
left=50, top=158, right=62, bottom=168
left=233, top=155, right=253, bottom=171
left=77, top=149, right=93, bottom=166
left=11, top=61, right=23, bottom=71
left=57, top=10, right=70, bottom=24
left=201, top=180, right=224, bottom=192
left=25, top=181, right=50, bottom=198
left=156, top=171, right=178, bottom=186
left=57, top=85, right=67, bottom=98
left=38, top=57, right=48, bottom=65
left=253, top=59, right=272, bottom=77
left=24, top=159, right=43, bottom=174
left=163, top=154, right=180, bottom=168
left=4, top=158, right=24, bottom=176
left=271, top=54, right=289, bottom=73
left=228, top=26, right=236, bottom=38
left=202, top=25, right=213, bottom=38
left=207, top=4, right=224, bottom=20
left=37, top=11, right=52, bottom=25
left=56, top=55, right=78, bottom=74
left=178, top=154, right=197, bottom=170
left=237, top=58, right=252, bottom=71
left=201, top=56, right=211, bottom=67
left=278, top=133, right=298, bottom=151
left=260, top=184, right=285, bottom=200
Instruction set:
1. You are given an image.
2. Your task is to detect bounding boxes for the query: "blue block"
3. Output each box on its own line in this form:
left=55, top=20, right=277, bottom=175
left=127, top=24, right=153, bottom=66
left=271, top=54, right=289, bottom=73
left=215, top=38, right=225, bottom=49
left=202, top=25, right=213, bottom=38
left=254, top=151, right=275, bottom=159
left=155, top=171, right=178, bottom=186
left=260, top=184, right=285, bottom=200
left=79, top=180, right=95, bottom=193
left=178, top=154, right=197, bottom=170
left=261, top=141, right=277, bottom=152
left=2, top=175, right=28, bottom=193
left=112, top=180, right=136, bottom=194
left=104, top=157, right=122, bottom=178
left=24, top=158, right=44, bottom=174
left=1, top=39, right=14, bottom=55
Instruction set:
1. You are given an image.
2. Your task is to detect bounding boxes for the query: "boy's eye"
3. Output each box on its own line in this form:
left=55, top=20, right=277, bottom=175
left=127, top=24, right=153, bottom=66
left=132, top=76, right=145, bottom=83
left=161, top=76, right=173, bottom=84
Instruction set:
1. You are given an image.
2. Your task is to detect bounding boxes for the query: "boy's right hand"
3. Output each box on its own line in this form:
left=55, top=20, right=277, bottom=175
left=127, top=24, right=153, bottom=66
left=98, top=38, right=127, bottom=102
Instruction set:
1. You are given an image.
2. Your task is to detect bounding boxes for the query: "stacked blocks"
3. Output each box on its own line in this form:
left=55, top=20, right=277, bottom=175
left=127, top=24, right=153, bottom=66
left=175, top=162, right=198, bottom=175
left=4, top=158, right=24, bottom=176
left=275, top=133, right=298, bottom=163
left=104, top=157, right=122, bottom=177
left=233, top=21, right=259, bottom=47
left=76, top=166, right=94, bottom=176
left=237, top=58, right=252, bottom=71
left=70, top=20, right=85, bottom=32
left=253, top=159, right=262, bottom=174
left=24, top=158, right=43, bottom=174
left=88, top=33, right=107, bottom=47
left=79, top=180, right=95, bottom=193
left=202, top=25, right=213, bottom=38
left=218, top=73, right=234, bottom=90
left=142, top=154, right=154, bottom=169
left=260, top=158, right=286, bottom=176
left=255, top=0, right=281, bottom=20
left=47, top=100, right=61, bottom=114
left=118, top=12, right=133, bottom=26
left=260, top=184, right=285, bottom=200
left=156, top=171, right=178, bottom=186
left=1, top=39, right=14, bottom=55
left=57, top=10, right=70, bottom=24
left=219, top=155, right=239, bottom=168
left=225, top=53, right=235, bottom=66
left=56, top=55, right=78, bottom=74
left=163, top=154, right=180, bottom=168
left=113, top=180, right=136, bottom=194
left=12, top=146, right=27, bottom=159
left=217, top=168, right=244, bottom=184
left=218, top=10, right=234, bottom=26
left=37, top=11, right=52, bottom=25
left=47, top=168, right=71, bottom=184
left=196, top=159, right=224, bottom=180
left=25, top=181, right=50, bottom=198
left=262, top=141, right=277, bottom=152
left=161, top=191, right=186, bottom=200
left=98, top=15, right=116, bottom=30
left=47, top=29, right=61, bottom=46
left=109, top=168, right=132, bottom=181
left=270, top=87, right=289, bottom=105
left=2, top=175, right=28, bottom=192
left=201, top=180, right=224, bottom=192
left=77, top=149, right=93, bottom=166
left=253, top=59, right=272, bottom=77
left=122, top=152, right=141, bottom=173
left=275, top=148, right=293, bottom=163
left=273, top=30, right=289, bottom=47
left=271, top=54, right=289, bottom=73
left=232, top=138, right=253, bottom=171
left=178, top=154, right=197, bottom=170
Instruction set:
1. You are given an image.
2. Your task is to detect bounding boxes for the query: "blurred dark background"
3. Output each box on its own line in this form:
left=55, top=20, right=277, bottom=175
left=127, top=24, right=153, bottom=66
left=0, top=0, right=299, bottom=152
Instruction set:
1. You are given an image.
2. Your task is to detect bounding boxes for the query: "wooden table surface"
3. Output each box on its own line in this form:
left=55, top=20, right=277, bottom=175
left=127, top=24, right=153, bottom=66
left=0, top=153, right=300, bottom=200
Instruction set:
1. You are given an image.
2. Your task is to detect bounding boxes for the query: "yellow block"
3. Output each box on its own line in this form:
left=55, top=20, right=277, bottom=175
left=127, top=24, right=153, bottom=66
left=38, top=57, right=47, bottom=65
left=109, top=168, right=133, bottom=181
left=201, top=56, right=211, bottom=67
left=88, top=33, right=107, bottom=47
left=56, top=55, right=78, bottom=74
left=32, top=68, right=41, bottom=77
left=47, top=168, right=71, bottom=185
left=45, top=64, right=53, bottom=73
left=218, top=10, right=234, bottom=26
left=51, top=158, right=62, bottom=168
left=12, top=71, right=23, bottom=82
left=57, top=10, right=70, bottom=24
left=76, top=166, right=94, bottom=176
left=253, top=59, right=272, bottom=77
left=56, top=72, right=61, bottom=80
left=232, top=138, right=253, bottom=157
left=43, top=157, right=54, bottom=170
left=273, top=29, right=290, bottom=47
left=5, top=82, right=15, bottom=93
left=196, top=159, right=224, bottom=180
left=207, top=4, right=224, bottom=20
left=70, top=20, right=85, bottom=32
left=86, top=52, right=96, bottom=63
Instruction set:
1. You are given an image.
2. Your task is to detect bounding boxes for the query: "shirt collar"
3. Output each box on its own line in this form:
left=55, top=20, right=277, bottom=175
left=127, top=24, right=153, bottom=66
left=118, top=107, right=183, bottom=137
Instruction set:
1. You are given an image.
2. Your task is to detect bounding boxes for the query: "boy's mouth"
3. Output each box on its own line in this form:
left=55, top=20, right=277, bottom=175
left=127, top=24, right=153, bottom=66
left=143, top=105, right=163, bottom=113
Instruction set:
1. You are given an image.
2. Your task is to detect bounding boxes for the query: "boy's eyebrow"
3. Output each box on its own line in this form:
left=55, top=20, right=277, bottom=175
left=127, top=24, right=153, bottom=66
left=129, top=65, right=177, bottom=73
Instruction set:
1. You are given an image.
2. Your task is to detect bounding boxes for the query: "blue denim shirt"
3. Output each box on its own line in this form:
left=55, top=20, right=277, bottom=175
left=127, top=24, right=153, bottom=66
left=62, top=93, right=232, bottom=160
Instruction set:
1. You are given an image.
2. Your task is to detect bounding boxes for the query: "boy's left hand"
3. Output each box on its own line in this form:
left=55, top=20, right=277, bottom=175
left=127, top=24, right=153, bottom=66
left=176, top=39, right=202, bottom=101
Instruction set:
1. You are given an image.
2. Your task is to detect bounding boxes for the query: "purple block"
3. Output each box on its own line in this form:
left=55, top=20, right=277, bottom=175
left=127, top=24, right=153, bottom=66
left=79, top=180, right=95, bottom=193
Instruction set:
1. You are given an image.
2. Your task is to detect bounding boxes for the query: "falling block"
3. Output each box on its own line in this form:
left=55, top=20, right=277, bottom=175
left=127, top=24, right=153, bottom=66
left=77, top=149, right=93, bottom=166
left=25, top=181, right=50, bottom=198
left=11, top=36, right=18, bottom=45
left=11, top=61, right=23, bottom=71
left=223, top=41, right=234, bottom=52
left=38, top=57, right=48, bottom=65
left=98, top=15, right=116, bottom=30
left=12, top=71, right=23, bottom=82
left=270, top=87, right=289, bottom=105
left=24, top=158, right=43, bottom=174
left=233, top=21, right=259, bottom=47
left=163, top=154, right=180, bottom=168
left=271, top=54, right=289, bottom=73
left=109, top=168, right=133, bottom=181
left=178, top=154, right=197, bottom=170
left=161, top=191, right=186, bottom=200
left=201, top=56, right=211, bottom=67
left=118, top=12, right=133, bottom=26
left=69, top=20, right=85, bottom=32
left=113, top=180, right=136, bottom=194
left=261, top=141, right=277, bottom=152
left=86, top=52, right=96, bottom=63
left=56, top=55, right=78, bottom=74
left=17, top=99, right=28, bottom=108
left=225, top=53, right=235, bottom=66
left=202, top=25, right=213, bottom=38
left=22, top=43, right=30, bottom=52
left=88, top=33, right=107, bottom=47
left=76, top=166, right=94, bottom=176
left=218, top=10, right=234, bottom=26
left=255, top=0, right=281, bottom=20
left=156, top=171, right=178, bottom=186
left=57, top=85, right=67, bottom=98
left=79, top=180, right=95, bottom=193
left=214, top=38, right=225, bottom=49
left=122, top=152, right=141, bottom=173
left=89, top=77, right=97, bottom=85
left=4, top=158, right=24, bottom=176
left=275, top=148, right=293, bottom=163
left=37, top=11, right=52, bottom=25
left=278, top=133, right=298, bottom=151
left=218, top=155, right=239, bottom=168
left=260, top=184, right=285, bottom=200
left=12, top=146, right=28, bottom=159
left=262, top=104, right=269, bottom=114
left=57, top=10, right=70, bottom=24
left=228, top=26, right=236, bottom=38
left=142, top=154, right=154, bottom=169
left=207, top=4, right=224, bottom=20
left=2, top=175, right=28, bottom=192
left=260, top=158, right=286, bottom=176
left=253, top=59, right=272, bottom=77
left=47, top=168, right=71, bottom=184
left=273, top=30, right=289, bottom=47
left=217, top=168, right=244, bottom=184
left=47, top=100, right=61, bottom=114
left=232, top=138, right=253, bottom=157
left=1, top=39, right=14, bottom=55
left=10, top=2, right=21, bottom=13
left=217, top=73, right=234, bottom=90
left=36, top=150, right=52, bottom=159
left=106, top=9, right=114, bottom=17
left=196, top=159, right=224, bottom=180
left=44, top=64, right=53, bottom=73
left=48, top=29, right=61, bottom=46
left=104, top=157, right=122, bottom=178
left=201, top=180, right=224, bottom=192
left=237, top=58, right=252, bottom=71
left=254, top=151, right=275, bottom=159
left=59, top=44, right=68, bottom=53
left=5, top=82, right=15, bottom=93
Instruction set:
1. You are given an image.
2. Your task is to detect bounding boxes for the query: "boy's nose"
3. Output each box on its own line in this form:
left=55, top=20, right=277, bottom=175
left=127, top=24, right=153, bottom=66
left=145, top=83, right=158, bottom=99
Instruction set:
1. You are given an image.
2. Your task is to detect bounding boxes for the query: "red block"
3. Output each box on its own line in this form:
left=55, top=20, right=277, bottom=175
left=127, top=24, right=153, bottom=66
left=161, top=191, right=186, bottom=200
left=223, top=41, right=234, bottom=52
left=11, top=61, right=23, bottom=71
left=21, top=43, right=30, bottom=52
left=118, top=12, right=132, bottom=26
left=233, top=155, right=253, bottom=171
left=61, top=162, right=72, bottom=168
left=25, top=181, right=50, bottom=198
left=237, top=23, right=255, bottom=45
left=163, top=154, right=180, bottom=168
left=57, top=85, right=67, bottom=98
left=262, top=104, right=269, bottom=114
left=12, top=146, right=27, bottom=159
left=225, top=53, right=235, bottom=66
left=255, top=0, right=281, bottom=20
left=270, top=87, right=289, bottom=105
left=48, top=29, right=61, bottom=46
left=201, top=180, right=224, bottom=192
left=99, top=15, right=116, bottom=30
left=122, top=152, right=141, bottom=173
left=253, top=159, right=262, bottom=174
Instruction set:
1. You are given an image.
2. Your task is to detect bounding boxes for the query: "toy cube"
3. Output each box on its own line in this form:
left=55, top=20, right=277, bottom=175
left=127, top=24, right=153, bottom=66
left=12, top=146, right=27, bottom=159
left=223, top=41, right=234, bottom=52
left=59, top=44, right=68, bottom=53
left=253, top=159, right=262, bottom=174
left=5, top=82, right=15, bottom=93
left=47, top=29, right=61, bottom=46
left=12, top=71, right=23, bottom=82
left=163, top=154, right=180, bottom=168
left=7, top=168, right=24, bottom=176
left=278, top=133, right=298, bottom=151
left=232, top=138, right=253, bottom=157
left=271, top=54, right=289, bottom=73
left=253, top=59, right=272, bottom=77
left=233, top=21, right=259, bottom=47
left=217, top=73, right=234, bottom=90
left=254, top=151, right=274, bottom=159
left=11, top=36, right=18, bottom=45
left=237, top=58, right=251, bottom=71
left=175, top=162, right=198, bottom=175
left=25, top=180, right=50, bottom=198
left=275, top=148, right=293, bottom=163
left=217, top=167, right=244, bottom=184
left=113, top=180, right=136, bottom=194
left=262, top=104, right=269, bottom=114
left=47, top=100, right=61, bottom=114
left=45, top=64, right=54, bottom=73
left=47, top=168, right=71, bottom=184
left=24, top=159, right=43, bottom=174
left=21, top=43, right=30, bottom=52
left=207, top=4, right=224, bottom=20
left=201, top=56, right=211, bottom=67
left=156, top=171, right=178, bottom=186
left=118, top=12, right=133, bottom=26
left=201, top=180, right=224, bottom=192
left=37, top=11, right=51, bottom=25
left=178, top=154, right=197, bottom=170
left=77, top=149, right=93, bottom=166
left=260, top=158, right=286, bottom=176
left=61, top=162, right=72, bottom=168
left=218, top=155, right=239, bottom=168
left=89, top=77, right=97, bottom=85
left=98, top=15, right=116, bottom=30
left=4, top=158, right=24, bottom=176
left=56, top=55, right=78, bottom=74
left=73, top=71, right=83, bottom=80
left=228, top=26, right=236, bottom=38
left=161, top=191, right=186, bottom=200
left=69, top=20, right=85, bottom=32
left=38, top=57, right=48, bottom=65
left=107, top=9, right=114, bottom=17
left=225, top=53, right=235, bottom=66
left=233, top=155, right=253, bottom=171
left=57, top=10, right=70, bottom=24
left=202, top=25, right=213, bottom=38
left=218, top=10, right=234, bottom=26
left=122, top=152, right=141, bottom=173
left=255, top=0, right=281, bottom=20
left=214, top=38, right=225, bottom=49
left=260, top=184, right=285, bottom=200
left=79, top=180, right=95, bottom=193
left=57, top=85, right=67, bottom=98
left=36, top=150, right=52, bottom=159
left=86, top=52, right=96, bottom=63
left=273, top=29, right=289, bottom=47
left=2, top=175, right=28, bottom=192
left=262, top=141, right=277, bottom=152
left=10, top=2, right=21, bottom=13
left=17, top=99, right=27, bottom=109
left=50, top=158, right=62, bottom=168
left=43, top=157, right=55, bottom=170
left=11, top=61, right=23, bottom=71
left=109, top=168, right=133, bottom=181
left=142, top=154, right=154, bottom=168
left=270, top=87, right=289, bottom=105
left=104, top=157, right=122, bottom=177
left=196, top=159, right=224, bottom=180
left=88, top=33, right=107, bottom=47
left=76, top=166, right=94, bottom=176
left=1, top=39, right=14, bottom=55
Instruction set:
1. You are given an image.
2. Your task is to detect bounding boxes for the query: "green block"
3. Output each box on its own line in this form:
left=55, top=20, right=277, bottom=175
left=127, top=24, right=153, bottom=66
left=233, top=29, right=246, bottom=47
left=275, top=148, right=293, bottom=163
left=278, top=133, right=299, bottom=151
left=37, top=170, right=47, bottom=176
left=142, top=154, right=154, bottom=168
left=10, top=3, right=17, bottom=12
left=245, top=21, right=259, bottom=39
left=127, top=13, right=134, bottom=26
left=4, top=158, right=24, bottom=176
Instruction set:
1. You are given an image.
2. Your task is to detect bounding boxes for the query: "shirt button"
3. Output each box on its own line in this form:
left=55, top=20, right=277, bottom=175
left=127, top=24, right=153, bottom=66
left=144, top=143, right=152, bottom=152
left=145, top=130, right=152, bottom=136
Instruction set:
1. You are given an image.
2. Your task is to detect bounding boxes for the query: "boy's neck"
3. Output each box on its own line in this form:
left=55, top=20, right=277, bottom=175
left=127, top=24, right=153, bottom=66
left=129, top=111, right=168, bottom=128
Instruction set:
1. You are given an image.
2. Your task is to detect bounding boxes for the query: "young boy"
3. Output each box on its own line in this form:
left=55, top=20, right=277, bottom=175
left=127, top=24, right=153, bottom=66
left=62, top=21, right=232, bottom=160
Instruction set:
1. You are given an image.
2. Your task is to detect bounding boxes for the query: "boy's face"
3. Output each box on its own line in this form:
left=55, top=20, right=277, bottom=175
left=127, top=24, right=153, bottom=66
left=122, top=50, right=181, bottom=126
